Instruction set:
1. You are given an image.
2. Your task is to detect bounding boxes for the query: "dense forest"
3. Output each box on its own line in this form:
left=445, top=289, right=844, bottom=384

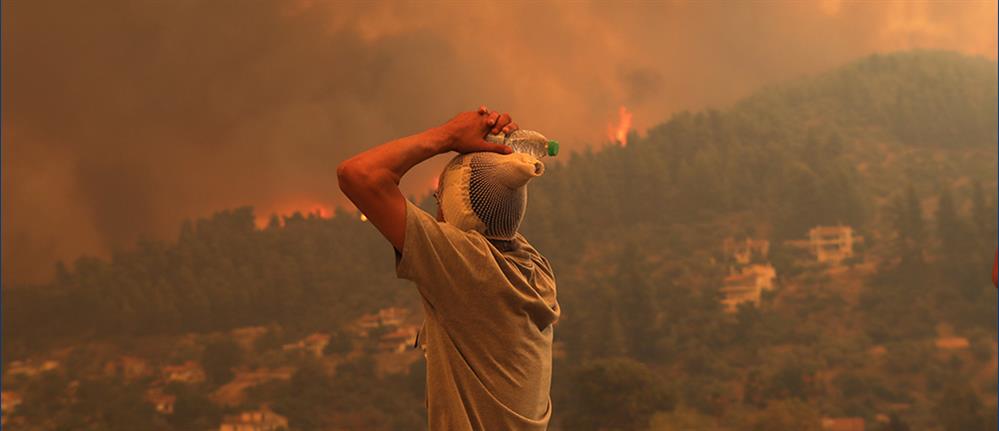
left=3, top=50, right=997, bottom=430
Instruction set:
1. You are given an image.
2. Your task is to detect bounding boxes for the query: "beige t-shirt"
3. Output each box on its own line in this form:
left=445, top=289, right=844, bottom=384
left=395, top=199, right=560, bottom=431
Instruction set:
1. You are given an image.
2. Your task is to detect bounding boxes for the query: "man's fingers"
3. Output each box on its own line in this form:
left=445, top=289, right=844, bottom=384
left=492, top=113, right=512, bottom=135
left=502, top=122, right=519, bottom=134
left=475, top=139, right=512, bottom=154
left=486, top=111, right=500, bottom=127
left=478, top=105, right=490, bottom=115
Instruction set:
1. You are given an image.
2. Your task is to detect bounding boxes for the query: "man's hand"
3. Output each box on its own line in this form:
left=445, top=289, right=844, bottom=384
left=338, top=106, right=520, bottom=252
left=438, top=106, right=519, bottom=154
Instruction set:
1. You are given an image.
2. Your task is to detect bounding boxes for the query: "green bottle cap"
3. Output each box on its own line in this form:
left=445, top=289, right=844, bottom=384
left=547, top=140, right=559, bottom=157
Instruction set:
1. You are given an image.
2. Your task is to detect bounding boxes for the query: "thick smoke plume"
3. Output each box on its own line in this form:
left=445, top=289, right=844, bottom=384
left=3, top=0, right=996, bottom=284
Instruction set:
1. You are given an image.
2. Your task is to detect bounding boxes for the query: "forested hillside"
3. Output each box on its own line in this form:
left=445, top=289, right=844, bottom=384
left=3, top=50, right=996, bottom=430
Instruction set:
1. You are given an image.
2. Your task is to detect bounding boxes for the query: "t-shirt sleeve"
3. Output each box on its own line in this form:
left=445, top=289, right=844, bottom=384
left=394, top=199, right=495, bottom=310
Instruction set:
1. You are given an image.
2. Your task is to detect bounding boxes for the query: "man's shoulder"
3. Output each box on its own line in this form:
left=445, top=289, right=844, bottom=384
left=510, top=234, right=554, bottom=275
left=405, top=200, right=490, bottom=247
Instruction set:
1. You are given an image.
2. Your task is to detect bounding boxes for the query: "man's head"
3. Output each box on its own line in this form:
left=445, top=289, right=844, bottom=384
left=434, top=151, right=545, bottom=240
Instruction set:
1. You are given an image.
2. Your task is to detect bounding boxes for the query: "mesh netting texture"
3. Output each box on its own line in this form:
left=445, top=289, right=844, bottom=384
left=437, top=151, right=545, bottom=240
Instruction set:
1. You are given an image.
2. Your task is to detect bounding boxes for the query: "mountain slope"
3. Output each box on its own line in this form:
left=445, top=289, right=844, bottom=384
left=5, top=50, right=996, bottom=351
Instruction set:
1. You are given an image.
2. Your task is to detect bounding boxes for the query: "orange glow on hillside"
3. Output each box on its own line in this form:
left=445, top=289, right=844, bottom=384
left=607, top=106, right=633, bottom=146
left=255, top=200, right=334, bottom=228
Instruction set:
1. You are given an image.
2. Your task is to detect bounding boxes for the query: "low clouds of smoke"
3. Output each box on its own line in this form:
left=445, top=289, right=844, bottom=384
left=3, top=0, right=996, bottom=284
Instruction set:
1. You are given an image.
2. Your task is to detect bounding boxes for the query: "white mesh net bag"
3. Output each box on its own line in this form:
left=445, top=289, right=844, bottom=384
left=436, top=151, right=545, bottom=240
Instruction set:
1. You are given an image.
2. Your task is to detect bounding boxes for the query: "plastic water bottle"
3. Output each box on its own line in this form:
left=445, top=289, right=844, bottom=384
left=486, top=129, right=559, bottom=158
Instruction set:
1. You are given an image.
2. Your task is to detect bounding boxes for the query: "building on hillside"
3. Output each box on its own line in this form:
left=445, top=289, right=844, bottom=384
left=302, top=333, right=331, bottom=355
left=379, top=325, right=420, bottom=353
left=821, top=417, right=865, bottom=431
left=720, top=273, right=759, bottom=313
left=213, top=367, right=294, bottom=407
left=219, top=407, right=288, bottom=431
left=350, top=307, right=411, bottom=336
left=743, top=264, right=776, bottom=289
left=808, top=225, right=856, bottom=263
left=935, top=336, right=970, bottom=350
left=104, top=355, right=151, bottom=380
left=145, top=388, right=176, bottom=415
left=162, top=360, right=206, bottom=384
left=231, top=326, right=268, bottom=351
left=352, top=314, right=382, bottom=336
left=281, top=333, right=330, bottom=357
left=65, top=380, right=80, bottom=399
left=1, top=391, right=22, bottom=427
left=722, top=237, right=770, bottom=265
left=238, top=367, right=295, bottom=383
left=7, top=360, right=59, bottom=378
left=720, top=264, right=777, bottom=313
left=377, top=307, right=408, bottom=327
left=2, top=391, right=23, bottom=415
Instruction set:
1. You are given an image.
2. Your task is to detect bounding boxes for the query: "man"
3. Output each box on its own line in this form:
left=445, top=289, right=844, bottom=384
left=337, top=107, right=560, bottom=430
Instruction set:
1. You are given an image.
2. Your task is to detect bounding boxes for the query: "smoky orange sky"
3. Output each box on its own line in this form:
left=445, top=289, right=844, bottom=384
left=3, top=0, right=997, bottom=285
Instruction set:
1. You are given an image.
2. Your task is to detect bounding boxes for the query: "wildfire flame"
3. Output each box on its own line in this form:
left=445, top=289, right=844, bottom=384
left=607, top=106, right=633, bottom=146
left=254, top=200, right=334, bottom=228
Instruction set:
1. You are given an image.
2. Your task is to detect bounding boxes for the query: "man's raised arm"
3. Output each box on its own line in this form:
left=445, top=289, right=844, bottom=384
left=336, top=107, right=517, bottom=251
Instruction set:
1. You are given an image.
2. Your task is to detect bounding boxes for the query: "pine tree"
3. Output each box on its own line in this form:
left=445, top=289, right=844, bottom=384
left=891, top=186, right=926, bottom=269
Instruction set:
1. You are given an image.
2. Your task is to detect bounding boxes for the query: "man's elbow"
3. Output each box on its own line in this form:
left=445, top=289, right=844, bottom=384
left=337, top=160, right=366, bottom=193
left=337, top=160, right=392, bottom=195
